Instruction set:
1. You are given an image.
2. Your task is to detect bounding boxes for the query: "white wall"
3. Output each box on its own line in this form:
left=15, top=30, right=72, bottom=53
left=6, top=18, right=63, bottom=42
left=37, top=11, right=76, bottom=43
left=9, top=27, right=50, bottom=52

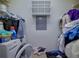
left=9, top=0, right=78, bottom=51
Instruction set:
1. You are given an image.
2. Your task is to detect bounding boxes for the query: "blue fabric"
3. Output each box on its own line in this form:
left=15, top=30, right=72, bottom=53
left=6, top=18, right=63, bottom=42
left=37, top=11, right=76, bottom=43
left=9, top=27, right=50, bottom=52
left=64, top=25, right=79, bottom=46
left=46, top=50, right=66, bottom=58
left=17, top=19, right=25, bottom=39
left=67, top=9, right=79, bottom=21
left=11, top=30, right=17, bottom=39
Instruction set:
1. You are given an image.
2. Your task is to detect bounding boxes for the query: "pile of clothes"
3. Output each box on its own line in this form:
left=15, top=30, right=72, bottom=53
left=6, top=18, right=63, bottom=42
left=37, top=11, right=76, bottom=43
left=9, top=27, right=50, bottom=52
left=46, top=9, right=79, bottom=58
left=58, top=9, right=79, bottom=58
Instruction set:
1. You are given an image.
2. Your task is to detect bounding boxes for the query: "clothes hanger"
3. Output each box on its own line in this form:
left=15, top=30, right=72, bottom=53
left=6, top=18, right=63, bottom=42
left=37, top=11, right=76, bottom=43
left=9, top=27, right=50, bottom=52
left=72, top=2, right=79, bottom=9
left=0, top=4, right=11, bottom=17
left=0, top=4, right=22, bottom=20
left=0, top=4, right=17, bottom=18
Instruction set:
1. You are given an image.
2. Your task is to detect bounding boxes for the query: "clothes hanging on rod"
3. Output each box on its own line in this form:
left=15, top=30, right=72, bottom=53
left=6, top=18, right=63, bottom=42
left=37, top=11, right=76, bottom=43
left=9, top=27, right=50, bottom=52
left=0, top=12, right=25, bottom=40
left=73, top=2, right=79, bottom=9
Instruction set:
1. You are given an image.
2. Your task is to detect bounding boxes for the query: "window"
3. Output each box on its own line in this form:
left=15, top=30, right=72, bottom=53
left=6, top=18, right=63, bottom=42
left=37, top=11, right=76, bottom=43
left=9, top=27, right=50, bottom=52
left=32, top=0, right=50, bottom=15
left=36, top=16, right=47, bottom=30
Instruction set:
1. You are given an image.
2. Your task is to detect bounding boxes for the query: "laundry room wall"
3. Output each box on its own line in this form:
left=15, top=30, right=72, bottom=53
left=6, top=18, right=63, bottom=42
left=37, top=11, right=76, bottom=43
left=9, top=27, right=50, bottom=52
left=9, top=0, right=79, bottom=51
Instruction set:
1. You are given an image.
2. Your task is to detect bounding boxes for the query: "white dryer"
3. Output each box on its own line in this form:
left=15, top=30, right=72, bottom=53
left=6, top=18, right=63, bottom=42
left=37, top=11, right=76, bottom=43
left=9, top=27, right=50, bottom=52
left=0, top=39, right=21, bottom=58
left=0, top=39, right=33, bottom=58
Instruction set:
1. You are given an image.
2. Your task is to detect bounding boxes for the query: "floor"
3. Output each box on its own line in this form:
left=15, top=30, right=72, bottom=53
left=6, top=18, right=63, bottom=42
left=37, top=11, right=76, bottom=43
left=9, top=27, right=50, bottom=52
left=32, top=52, right=47, bottom=58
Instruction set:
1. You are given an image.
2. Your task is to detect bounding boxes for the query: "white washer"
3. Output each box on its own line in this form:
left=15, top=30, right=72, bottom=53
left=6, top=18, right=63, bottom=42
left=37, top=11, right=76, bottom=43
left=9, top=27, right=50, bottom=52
left=0, top=39, right=21, bottom=58
left=0, top=39, right=33, bottom=58
left=16, top=44, right=33, bottom=58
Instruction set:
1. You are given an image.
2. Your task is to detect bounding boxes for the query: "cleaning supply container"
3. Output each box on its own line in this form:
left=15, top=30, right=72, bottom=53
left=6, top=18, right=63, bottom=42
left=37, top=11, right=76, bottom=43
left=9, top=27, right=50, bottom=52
left=10, top=26, right=16, bottom=39
left=0, top=30, right=12, bottom=43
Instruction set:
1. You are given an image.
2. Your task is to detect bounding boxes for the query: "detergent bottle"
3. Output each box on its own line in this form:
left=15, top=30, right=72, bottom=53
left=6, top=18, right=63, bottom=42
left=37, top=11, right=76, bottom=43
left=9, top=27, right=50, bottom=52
left=10, top=26, right=16, bottom=39
left=0, top=21, right=3, bottom=30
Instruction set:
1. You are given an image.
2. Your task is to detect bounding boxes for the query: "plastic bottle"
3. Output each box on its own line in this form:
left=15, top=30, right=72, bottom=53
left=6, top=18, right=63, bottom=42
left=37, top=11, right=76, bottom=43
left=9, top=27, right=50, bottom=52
left=0, top=21, right=4, bottom=30
left=0, top=34, right=2, bottom=43
left=10, top=26, right=16, bottom=39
